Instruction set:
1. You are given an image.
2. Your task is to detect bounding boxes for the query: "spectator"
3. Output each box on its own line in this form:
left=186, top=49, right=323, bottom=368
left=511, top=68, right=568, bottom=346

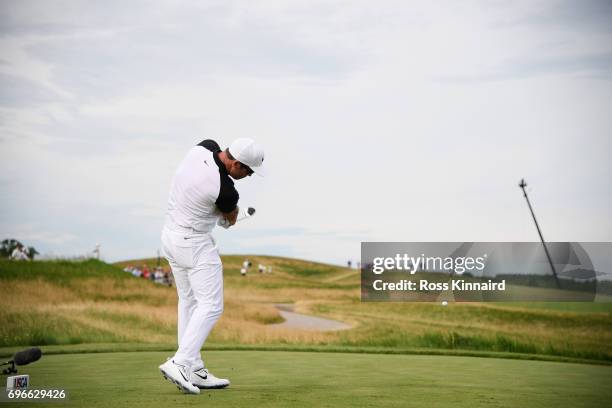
left=132, top=267, right=142, bottom=278
left=164, top=268, right=174, bottom=287
left=142, top=264, right=150, bottom=279
left=10, top=244, right=29, bottom=261
left=154, top=267, right=165, bottom=284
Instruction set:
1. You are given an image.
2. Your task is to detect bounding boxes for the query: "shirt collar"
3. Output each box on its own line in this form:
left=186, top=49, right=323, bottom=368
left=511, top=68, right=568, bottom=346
left=213, top=151, right=229, bottom=175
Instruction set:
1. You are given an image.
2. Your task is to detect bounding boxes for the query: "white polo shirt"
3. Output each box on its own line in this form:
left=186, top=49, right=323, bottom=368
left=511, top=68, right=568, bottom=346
left=165, top=141, right=239, bottom=234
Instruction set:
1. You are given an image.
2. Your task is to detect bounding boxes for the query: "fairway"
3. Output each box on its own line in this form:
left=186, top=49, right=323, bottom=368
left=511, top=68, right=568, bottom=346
left=6, top=351, right=612, bottom=408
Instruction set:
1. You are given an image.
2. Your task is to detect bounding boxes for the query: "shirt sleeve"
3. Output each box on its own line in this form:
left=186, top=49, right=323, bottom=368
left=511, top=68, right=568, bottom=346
left=216, top=176, right=239, bottom=213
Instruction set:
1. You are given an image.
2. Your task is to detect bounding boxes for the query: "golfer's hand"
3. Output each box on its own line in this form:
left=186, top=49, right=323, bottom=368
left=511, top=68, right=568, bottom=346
left=222, top=207, right=239, bottom=226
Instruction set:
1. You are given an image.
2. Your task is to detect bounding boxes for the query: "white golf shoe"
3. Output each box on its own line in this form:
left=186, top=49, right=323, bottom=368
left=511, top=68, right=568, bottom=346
left=190, top=367, right=230, bottom=389
left=159, top=359, right=200, bottom=394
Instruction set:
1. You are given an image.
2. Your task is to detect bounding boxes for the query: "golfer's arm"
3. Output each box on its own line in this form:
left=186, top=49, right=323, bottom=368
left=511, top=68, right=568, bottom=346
left=216, top=175, right=239, bottom=226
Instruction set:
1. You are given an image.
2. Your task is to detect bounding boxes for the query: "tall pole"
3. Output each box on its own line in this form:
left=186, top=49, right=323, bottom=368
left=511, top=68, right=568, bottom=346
left=519, top=179, right=560, bottom=289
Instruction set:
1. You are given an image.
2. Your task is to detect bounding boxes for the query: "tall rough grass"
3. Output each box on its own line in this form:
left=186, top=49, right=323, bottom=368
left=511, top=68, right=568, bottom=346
left=1, top=258, right=611, bottom=362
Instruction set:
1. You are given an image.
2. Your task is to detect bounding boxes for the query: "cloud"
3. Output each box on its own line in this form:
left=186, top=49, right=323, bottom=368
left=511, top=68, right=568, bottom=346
left=435, top=52, right=612, bottom=83
left=1, top=1, right=611, bottom=264
left=2, top=223, right=78, bottom=245
left=0, top=36, right=72, bottom=99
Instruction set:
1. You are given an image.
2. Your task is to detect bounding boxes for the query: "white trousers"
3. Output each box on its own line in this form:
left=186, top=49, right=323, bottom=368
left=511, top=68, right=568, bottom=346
left=161, top=225, right=224, bottom=370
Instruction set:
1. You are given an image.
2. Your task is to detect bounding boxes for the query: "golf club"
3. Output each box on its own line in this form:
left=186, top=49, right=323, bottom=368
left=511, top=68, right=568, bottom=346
left=237, top=206, right=256, bottom=222
left=218, top=206, right=256, bottom=228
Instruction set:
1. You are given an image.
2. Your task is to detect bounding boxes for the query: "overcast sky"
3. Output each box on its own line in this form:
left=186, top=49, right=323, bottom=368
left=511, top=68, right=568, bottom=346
left=1, top=0, right=611, bottom=264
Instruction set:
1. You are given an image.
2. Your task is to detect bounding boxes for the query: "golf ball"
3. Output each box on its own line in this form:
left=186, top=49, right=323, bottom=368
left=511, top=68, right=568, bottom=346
left=441, top=301, right=448, bottom=306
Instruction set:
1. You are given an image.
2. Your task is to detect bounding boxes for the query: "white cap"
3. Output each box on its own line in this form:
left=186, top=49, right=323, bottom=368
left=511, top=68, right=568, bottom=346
left=229, top=138, right=266, bottom=176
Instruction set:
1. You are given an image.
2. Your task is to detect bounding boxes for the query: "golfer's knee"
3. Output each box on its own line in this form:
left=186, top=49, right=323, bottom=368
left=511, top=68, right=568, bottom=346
left=178, top=295, right=196, bottom=307
left=209, top=303, right=223, bottom=319
left=216, top=303, right=224, bottom=316
left=198, top=302, right=223, bottom=320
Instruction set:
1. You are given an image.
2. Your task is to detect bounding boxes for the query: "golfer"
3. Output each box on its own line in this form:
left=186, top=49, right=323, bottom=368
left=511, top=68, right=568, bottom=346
left=159, top=138, right=265, bottom=394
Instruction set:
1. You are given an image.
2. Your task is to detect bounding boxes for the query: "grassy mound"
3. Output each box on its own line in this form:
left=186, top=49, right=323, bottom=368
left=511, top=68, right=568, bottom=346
left=1, top=258, right=127, bottom=282
left=1, top=257, right=611, bottom=363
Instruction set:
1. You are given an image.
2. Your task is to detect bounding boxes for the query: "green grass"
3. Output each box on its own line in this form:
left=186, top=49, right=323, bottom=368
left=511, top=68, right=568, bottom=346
left=4, top=342, right=610, bottom=367
left=496, top=302, right=612, bottom=313
left=0, top=259, right=126, bottom=283
left=5, top=351, right=612, bottom=407
left=273, top=260, right=341, bottom=277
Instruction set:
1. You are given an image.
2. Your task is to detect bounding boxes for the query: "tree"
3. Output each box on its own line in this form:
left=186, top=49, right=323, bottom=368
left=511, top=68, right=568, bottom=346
left=27, top=246, right=39, bottom=260
left=0, top=239, right=22, bottom=258
left=1, top=239, right=38, bottom=260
